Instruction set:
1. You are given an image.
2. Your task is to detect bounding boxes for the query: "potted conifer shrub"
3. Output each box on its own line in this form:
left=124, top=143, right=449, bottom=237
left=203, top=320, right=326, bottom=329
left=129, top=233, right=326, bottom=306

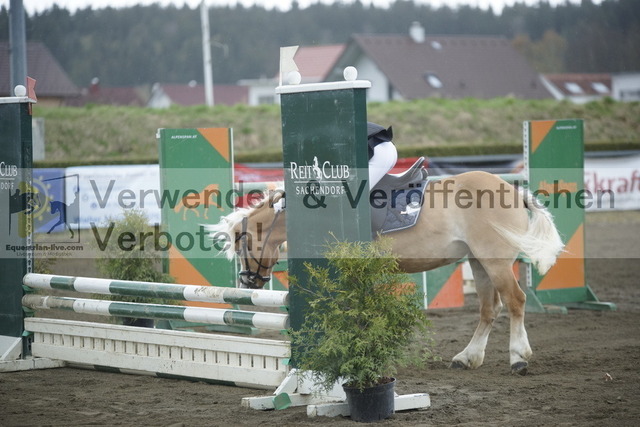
left=290, top=238, right=431, bottom=422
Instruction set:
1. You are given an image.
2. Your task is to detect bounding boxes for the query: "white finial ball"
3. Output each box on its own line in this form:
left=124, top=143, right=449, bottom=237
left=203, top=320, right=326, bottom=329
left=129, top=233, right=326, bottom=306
left=287, top=71, right=302, bottom=85
left=14, top=85, right=27, bottom=97
left=343, top=66, right=358, bottom=81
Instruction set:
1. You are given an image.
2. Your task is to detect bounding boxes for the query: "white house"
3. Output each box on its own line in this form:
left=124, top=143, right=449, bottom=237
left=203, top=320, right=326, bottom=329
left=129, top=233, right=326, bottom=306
left=239, top=44, right=345, bottom=105
left=541, top=73, right=612, bottom=104
left=612, top=73, right=640, bottom=102
left=325, top=22, right=551, bottom=102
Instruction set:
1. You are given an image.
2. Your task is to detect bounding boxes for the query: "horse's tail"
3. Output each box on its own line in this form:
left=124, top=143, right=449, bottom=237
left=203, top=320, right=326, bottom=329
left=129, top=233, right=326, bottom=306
left=495, top=188, right=564, bottom=275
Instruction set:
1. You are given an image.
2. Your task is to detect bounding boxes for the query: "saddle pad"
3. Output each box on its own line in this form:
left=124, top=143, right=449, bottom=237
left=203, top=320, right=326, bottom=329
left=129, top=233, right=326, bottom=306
left=373, top=178, right=435, bottom=235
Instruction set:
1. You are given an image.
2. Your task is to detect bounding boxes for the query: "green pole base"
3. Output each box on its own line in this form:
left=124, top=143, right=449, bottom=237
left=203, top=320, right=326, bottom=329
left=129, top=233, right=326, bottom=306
left=525, top=285, right=616, bottom=314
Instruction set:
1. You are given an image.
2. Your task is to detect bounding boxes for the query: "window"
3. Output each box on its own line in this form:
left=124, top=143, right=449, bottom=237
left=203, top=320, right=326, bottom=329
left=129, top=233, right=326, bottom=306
left=258, top=95, right=275, bottom=105
left=591, top=82, right=609, bottom=94
left=424, top=73, right=443, bottom=89
left=564, top=82, right=583, bottom=94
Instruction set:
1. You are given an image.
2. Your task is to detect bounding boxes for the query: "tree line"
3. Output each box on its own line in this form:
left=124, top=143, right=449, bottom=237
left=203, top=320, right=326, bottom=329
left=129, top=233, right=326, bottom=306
left=0, top=0, right=638, bottom=88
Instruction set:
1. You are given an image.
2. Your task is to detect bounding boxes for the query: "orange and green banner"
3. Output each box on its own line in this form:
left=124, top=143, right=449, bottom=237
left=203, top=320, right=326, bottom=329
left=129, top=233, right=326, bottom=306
left=525, top=120, right=614, bottom=311
left=158, top=128, right=236, bottom=307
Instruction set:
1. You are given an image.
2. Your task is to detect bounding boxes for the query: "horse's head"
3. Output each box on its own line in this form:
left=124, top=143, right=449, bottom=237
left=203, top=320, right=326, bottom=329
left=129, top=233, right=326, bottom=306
left=207, top=190, right=286, bottom=289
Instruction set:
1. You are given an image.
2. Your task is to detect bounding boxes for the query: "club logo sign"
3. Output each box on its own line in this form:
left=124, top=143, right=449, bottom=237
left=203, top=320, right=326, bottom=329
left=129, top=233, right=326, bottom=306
left=288, top=156, right=352, bottom=197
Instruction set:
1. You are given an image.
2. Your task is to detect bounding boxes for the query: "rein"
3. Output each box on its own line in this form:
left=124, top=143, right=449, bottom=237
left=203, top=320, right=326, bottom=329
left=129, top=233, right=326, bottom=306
left=236, top=209, right=282, bottom=288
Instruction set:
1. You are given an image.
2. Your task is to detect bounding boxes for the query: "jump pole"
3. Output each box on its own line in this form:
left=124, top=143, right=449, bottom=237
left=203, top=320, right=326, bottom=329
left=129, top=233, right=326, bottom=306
left=21, top=295, right=289, bottom=331
left=23, top=273, right=289, bottom=307
left=21, top=273, right=290, bottom=331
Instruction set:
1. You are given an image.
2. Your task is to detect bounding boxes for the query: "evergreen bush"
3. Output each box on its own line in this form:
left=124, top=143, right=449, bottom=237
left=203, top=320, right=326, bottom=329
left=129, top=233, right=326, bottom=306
left=290, top=238, right=433, bottom=392
left=94, top=209, right=173, bottom=304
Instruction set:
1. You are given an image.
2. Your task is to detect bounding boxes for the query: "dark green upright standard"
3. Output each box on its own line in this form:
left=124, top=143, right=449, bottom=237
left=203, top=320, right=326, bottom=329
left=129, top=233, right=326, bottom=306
left=277, top=78, right=372, bottom=363
left=0, top=93, right=35, bottom=350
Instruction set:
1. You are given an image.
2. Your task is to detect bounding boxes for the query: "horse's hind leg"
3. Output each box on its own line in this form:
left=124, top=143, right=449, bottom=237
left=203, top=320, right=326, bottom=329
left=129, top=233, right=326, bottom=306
left=483, top=259, right=532, bottom=375
left=451, top=258, right=503, bottom=370
left=65, top=222, right=75, bottom=239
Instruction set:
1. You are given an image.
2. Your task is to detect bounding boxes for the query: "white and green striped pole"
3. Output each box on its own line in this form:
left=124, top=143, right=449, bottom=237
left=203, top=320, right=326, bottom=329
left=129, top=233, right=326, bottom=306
left=22, top=295, right=289, bottom=331
left=23, top=273, right=288, bottom=308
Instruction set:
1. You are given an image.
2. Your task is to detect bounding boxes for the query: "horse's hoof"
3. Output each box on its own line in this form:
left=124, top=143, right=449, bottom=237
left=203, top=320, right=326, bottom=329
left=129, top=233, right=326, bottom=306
left=511, top=361, right=528, bottom=376
left=450, top=360, right=468, bottom=370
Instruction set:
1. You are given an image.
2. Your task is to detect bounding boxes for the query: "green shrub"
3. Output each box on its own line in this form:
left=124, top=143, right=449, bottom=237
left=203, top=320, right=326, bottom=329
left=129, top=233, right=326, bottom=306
left=290, top=238, right=433, bottom=392
left=94, top=209, right=173, bottom=303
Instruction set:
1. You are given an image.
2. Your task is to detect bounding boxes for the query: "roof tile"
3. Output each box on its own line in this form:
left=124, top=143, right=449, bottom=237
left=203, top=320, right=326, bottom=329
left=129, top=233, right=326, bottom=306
left=348, top=34, right=549, bottom=99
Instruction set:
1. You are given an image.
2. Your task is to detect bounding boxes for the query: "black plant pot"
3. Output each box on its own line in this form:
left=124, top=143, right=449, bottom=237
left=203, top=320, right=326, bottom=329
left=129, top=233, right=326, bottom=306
left=343, top=377, right=395, bottom=423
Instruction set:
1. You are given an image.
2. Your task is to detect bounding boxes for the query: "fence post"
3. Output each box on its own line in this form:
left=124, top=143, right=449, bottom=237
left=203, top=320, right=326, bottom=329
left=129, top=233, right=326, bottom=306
left=0, top=88, right=35, bottom=350
left=277, top=74, right=372, bottom=361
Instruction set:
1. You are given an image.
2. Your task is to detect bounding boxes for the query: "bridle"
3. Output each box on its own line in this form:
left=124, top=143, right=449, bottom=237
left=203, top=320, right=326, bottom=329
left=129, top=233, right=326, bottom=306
left=236, top=209, right=282, bottom=289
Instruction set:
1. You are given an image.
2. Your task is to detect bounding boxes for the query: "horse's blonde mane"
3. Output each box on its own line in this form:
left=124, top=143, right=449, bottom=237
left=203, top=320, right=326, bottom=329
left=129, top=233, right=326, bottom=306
left=204, top=207, right=251, bottom=260
left=205, top=189, right=284, bottom=260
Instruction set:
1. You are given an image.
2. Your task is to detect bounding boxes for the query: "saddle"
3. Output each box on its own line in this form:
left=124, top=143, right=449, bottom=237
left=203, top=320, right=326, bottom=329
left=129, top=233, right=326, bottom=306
left=370, top=157, right=430, bottom=236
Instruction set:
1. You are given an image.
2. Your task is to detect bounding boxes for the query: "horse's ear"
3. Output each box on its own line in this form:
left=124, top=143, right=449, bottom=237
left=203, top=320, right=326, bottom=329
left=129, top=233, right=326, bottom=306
left=268, top=188, right=285, bottom=207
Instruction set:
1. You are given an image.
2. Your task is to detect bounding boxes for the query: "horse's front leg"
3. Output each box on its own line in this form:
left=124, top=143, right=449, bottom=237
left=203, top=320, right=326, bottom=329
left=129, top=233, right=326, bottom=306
left=451, top=259, right=502, bottom=370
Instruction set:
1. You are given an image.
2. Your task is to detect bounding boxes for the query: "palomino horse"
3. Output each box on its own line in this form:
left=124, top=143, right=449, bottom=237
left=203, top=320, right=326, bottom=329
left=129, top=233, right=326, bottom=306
left=207, top=171, right=564, bottom=375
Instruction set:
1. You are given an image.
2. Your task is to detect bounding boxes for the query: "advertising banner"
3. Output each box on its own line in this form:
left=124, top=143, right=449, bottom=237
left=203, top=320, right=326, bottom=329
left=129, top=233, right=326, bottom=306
left=64, top=164, right=161, bottom=230
left=584, top=154, right=640, bottom=211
